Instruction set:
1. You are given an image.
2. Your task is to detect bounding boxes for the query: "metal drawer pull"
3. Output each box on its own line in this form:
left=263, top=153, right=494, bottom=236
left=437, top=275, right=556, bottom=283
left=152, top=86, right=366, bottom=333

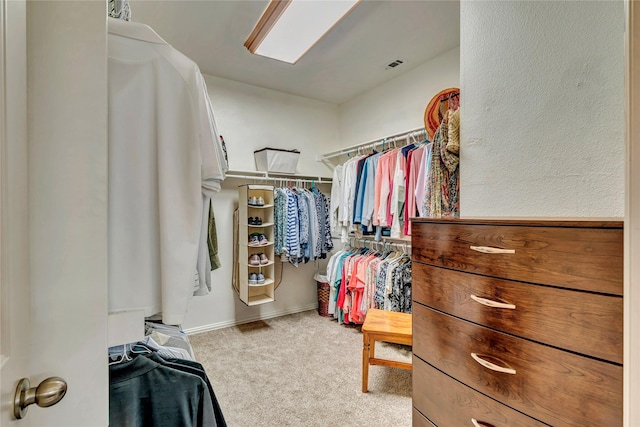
left=471, top=353, right=516, bottom=375
left=470, top=245, right=515, bottom=254
left=471, top=419, right=495, bottom=427
left=470, top=294, right=516, bottom=310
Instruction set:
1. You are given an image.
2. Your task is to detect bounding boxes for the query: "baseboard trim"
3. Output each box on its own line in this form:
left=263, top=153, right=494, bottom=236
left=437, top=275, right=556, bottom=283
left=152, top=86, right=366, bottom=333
left=183, top=303, right=319, bottom=335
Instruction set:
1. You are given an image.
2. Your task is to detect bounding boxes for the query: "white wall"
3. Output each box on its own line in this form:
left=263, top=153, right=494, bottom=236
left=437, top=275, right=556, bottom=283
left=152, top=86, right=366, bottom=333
left=205, top=74, right=340, bottom=177
left=460, top=1, right=625, bottom=217
left=183, top=75, right=338, bottom=331
left=338, top=47, right=460, bottom=147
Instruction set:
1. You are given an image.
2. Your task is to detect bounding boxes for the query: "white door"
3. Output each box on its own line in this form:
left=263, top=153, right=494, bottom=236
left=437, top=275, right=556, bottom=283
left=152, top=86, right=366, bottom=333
left=1, top=1, right=109, bottom=426
left=1, top=0, right=31, bottom=425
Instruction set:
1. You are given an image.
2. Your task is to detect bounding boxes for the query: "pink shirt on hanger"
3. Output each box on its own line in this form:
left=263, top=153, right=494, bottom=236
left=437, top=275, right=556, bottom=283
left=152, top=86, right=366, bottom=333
left=374, top=151, right=393, bottom=226
left=404, top=146, right=425, bottom=236
left=384, top=151, right=398, bottom=227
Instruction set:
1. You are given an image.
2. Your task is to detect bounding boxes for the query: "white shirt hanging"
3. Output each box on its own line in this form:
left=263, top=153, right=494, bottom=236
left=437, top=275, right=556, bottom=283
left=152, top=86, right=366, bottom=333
left=107, top=18, right=226, bottom=325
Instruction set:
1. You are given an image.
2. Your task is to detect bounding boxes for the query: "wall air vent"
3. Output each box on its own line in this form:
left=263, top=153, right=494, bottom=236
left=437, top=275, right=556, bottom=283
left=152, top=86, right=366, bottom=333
left=386, top=59, right=404, bottom=69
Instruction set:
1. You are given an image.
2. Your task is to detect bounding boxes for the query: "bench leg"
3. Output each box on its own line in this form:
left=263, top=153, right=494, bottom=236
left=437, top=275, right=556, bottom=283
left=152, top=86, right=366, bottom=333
left=362, top=332, right=370, bottom=393
left=370, top=338, right=375, bottom=360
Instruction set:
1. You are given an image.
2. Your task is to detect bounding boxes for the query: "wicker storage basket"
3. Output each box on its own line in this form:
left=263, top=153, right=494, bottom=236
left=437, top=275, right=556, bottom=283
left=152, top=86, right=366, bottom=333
left=314, top=273, right=331, bottom=317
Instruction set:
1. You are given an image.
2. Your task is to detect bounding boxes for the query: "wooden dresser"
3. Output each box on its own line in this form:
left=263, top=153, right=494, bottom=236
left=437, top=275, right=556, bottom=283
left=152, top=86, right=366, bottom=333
left=411, top=218, right=623, bottom=427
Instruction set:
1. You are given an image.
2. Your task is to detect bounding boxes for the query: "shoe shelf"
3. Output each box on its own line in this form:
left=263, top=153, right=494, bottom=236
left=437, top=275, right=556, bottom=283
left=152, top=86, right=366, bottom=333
left=248, top=278, right=275, bottom=287
left=247, top=204, right=274, bottom=209
left=248, top=242, right=274, bottom=248
left=245, top=294, right=275, bottom=306
left=238, top=184, right=275, bottom=306
left=246, top=260, right=275, bottom=267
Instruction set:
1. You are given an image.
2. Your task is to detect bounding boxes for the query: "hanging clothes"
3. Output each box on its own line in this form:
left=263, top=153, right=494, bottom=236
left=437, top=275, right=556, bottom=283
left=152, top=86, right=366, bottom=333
left=331, top=138, right=431, bottom=242
left=274, top=187, right=288, bottom=256
left=414, top=143, right=433, bottom=217
left=274, top=186, right=333, bottom=265
left=109, top=351, right=227, bottom=427
left=375, top=148, right=399, bottom=228
left=109, top=322, right=227, bottom=427
left=389, top=146, right=413, bottom=238
left=326, top=245, right=412, bottom=325
left=329, top=164, right=344, bottom=235
left=361, top=153, right=381, bottom=233
left=108, top=18, right=227, bottom=325
left=339, top=156, right=363, bottom=241
left=352, top=154, right=371, bottom=224
left=422, top=110, right=460, bottom=218
left=285, top=190, right=301, bottom=265
left=328, top=124, right=459, bottom=241
left=108, top=0, right=131, bottom=21
left=207, top=200, right=221, bottom=272
left=110, top=356, right=216, bottom=427
left=403, top=145, right=425, bottom=236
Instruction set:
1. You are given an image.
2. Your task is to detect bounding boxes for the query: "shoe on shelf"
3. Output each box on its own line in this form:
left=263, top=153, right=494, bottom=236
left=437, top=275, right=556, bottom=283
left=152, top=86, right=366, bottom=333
left=259, top=253, right=269, bottom=265
left=257, top=196, right=265, bottom=206
left=248, top=273, right=258, bottom=285
left=248, top=234, right=260, bottom=245
left=249, top=254, right=260, bottom=266
left=248, top=196, right=258, bottom=206
left=258, top=234, right=269, bottom=245
left=254, top=217, right=262, bottom=225
left=248, top=217, right=255, bottom=225
left=256, top=273, right=265, bottom=284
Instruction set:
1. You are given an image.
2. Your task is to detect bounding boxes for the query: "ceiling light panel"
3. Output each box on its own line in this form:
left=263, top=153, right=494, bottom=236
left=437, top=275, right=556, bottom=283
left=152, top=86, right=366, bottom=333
left=249, top=0, right=360, bottom=64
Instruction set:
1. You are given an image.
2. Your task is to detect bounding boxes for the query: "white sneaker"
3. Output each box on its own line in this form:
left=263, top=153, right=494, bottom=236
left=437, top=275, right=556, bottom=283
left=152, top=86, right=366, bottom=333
left=248, top=273, right=258, bottom=285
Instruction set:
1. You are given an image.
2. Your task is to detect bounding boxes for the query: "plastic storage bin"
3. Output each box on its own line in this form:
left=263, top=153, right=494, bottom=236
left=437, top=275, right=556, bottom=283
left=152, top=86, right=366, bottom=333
left=254, top=148, right=300, bottom=174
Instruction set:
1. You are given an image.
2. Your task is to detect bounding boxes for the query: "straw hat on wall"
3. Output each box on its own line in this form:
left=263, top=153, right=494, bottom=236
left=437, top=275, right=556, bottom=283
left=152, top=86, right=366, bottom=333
left=424, top=87, right=459, bottom=140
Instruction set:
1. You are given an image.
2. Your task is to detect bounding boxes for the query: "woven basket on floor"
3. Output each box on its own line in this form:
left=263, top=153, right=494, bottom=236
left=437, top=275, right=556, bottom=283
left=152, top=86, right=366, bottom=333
left=316, top=281, right=331, bottom=317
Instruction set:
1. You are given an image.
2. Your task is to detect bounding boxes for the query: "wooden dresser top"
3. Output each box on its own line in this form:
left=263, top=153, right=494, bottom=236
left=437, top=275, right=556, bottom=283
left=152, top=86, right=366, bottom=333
left=410, top=217, right=623, bottom=228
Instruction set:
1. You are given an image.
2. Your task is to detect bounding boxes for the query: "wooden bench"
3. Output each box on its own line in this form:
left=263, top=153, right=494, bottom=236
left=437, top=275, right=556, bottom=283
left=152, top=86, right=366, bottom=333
left=361, top=308, right=412, bottom=393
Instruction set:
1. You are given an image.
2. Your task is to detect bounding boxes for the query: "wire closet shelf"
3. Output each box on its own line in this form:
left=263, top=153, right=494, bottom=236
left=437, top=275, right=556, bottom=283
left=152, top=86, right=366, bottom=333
left=225, top=169, right=332, bottom=185
left=317, top=127, right=427, bottom=162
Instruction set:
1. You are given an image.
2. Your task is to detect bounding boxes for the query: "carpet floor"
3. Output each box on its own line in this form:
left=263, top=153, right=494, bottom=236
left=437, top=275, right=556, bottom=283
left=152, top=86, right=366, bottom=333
left=189, top=310, right=413, bottom=427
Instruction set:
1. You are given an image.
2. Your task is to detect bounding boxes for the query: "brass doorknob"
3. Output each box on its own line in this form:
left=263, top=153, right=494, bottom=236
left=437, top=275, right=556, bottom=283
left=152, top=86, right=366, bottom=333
left=13, top=376, right=67, bottom=419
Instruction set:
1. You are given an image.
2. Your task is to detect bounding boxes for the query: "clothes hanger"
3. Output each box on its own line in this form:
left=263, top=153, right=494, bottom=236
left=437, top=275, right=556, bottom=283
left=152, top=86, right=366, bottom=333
left=109, top=343, right=133, bottom=366
left=387, top=245, right=404, bottom=262
left=387, top=242, right=395, bottom=257
left=130, top=343, right=153, bottom=355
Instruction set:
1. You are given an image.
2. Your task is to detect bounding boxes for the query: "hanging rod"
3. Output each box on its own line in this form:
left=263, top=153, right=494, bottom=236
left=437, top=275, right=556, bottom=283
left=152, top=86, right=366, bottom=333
left=225, top=169, right=332, bottom=184
left=348, top=236, right=411, bottom=254
left=316, top=127, right=427, bottom=162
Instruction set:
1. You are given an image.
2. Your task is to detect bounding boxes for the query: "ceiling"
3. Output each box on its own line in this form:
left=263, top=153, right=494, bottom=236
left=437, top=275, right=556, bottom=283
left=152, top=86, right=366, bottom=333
left=131, top=0, right=460, bottom=104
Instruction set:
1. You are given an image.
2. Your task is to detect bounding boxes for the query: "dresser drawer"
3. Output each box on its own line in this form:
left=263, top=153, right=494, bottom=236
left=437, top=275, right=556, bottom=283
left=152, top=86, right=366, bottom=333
left=411, top=222, right=623, bottom=295
left=413, top=357, right=547, bottom=427
left=413, top=408, right=436, bottom=427
left=412, top=263, right=623, bottom=363
left=413, top=304, right=622, bottom=427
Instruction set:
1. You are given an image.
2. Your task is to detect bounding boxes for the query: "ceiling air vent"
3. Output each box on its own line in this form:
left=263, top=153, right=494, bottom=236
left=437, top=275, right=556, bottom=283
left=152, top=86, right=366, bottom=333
left=386, top=59, right=404, bottom=70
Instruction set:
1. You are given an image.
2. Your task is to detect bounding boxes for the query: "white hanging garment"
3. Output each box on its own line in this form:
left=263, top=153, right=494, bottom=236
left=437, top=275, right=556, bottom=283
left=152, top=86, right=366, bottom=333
left=108, top=18, right=226, bottom=325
